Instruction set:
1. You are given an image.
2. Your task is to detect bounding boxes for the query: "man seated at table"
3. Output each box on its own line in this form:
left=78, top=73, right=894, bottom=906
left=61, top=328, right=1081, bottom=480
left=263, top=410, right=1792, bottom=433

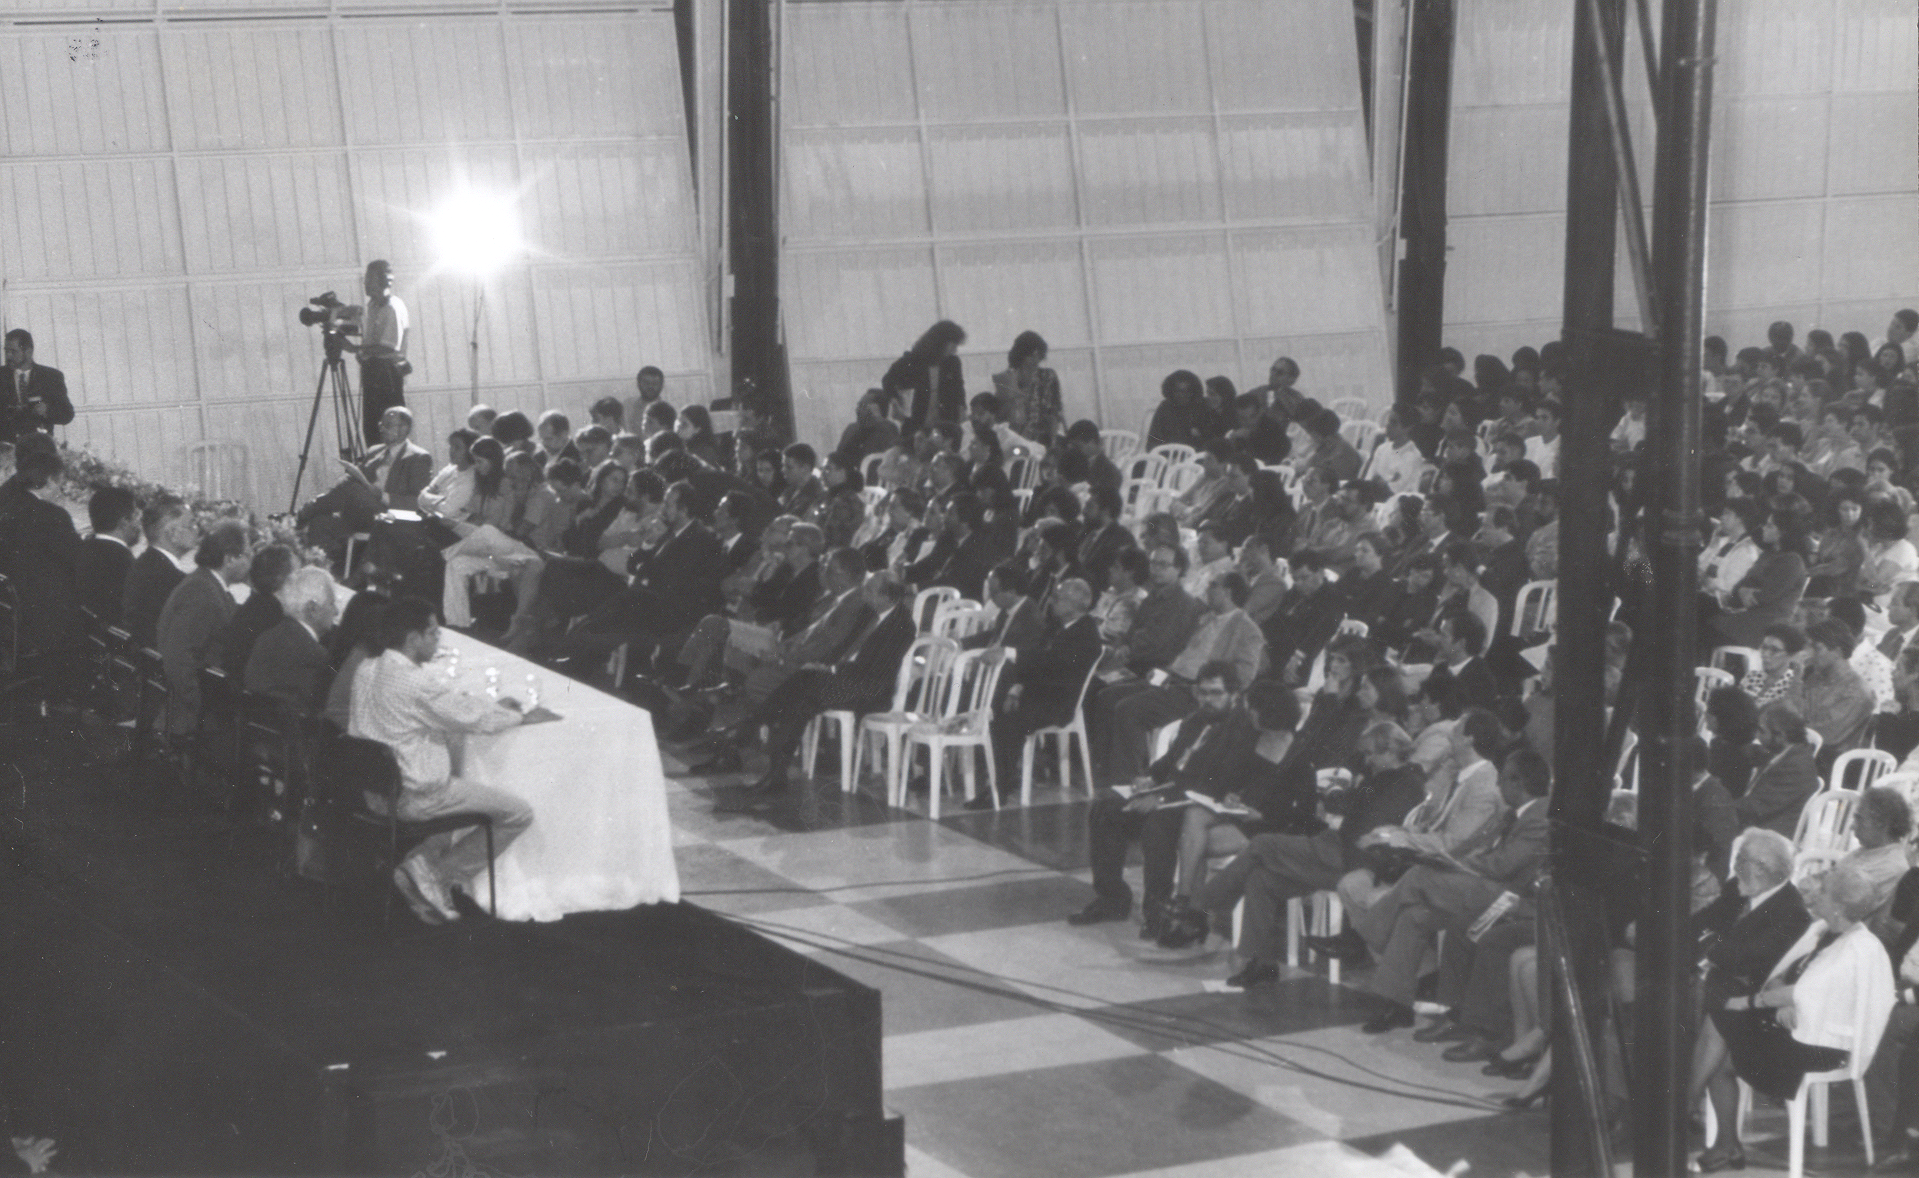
left=1066, top=661, right=1257, bottom=939
left=348, top=596, right=538, bottom=924
left=296, top=406, right=434, bottom=560
left=245, top=566, right=340, bottom=716
left=705, top=571, right=916, bottom=812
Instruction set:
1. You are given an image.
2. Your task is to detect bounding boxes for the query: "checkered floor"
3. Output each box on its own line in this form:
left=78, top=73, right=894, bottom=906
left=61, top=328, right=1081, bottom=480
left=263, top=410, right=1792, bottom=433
left=661, top=746, right=1552, bottom=1178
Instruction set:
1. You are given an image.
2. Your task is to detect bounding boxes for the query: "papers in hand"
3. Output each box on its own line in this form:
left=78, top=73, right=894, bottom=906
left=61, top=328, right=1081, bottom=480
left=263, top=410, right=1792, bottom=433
left=1467, top=890, right=1520, bottom=941
left=1185, top=791, right=1255, bottom=817
left=1110, top=784, right=1190, bottom=808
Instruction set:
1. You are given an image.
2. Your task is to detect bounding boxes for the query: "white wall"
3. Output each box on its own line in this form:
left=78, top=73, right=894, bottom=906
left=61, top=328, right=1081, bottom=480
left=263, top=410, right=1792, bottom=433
left=0, top=4, right=711, bottom=513
left=778, top=0, right=1395, bottom=452
left=1443, top=0, right=1919, bottom=364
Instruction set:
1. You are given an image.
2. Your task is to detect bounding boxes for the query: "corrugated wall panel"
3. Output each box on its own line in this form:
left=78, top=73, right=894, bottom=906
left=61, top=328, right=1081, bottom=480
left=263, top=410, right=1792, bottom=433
left=0, top=9, right=711, bottom=515
left=783, top=0, right=1395, bottom=451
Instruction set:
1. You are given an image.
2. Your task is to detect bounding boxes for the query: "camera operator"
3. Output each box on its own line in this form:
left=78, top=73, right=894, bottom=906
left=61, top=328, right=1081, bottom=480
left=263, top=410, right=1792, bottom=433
left=1, top=329, right=74, bottom=447
left=344, top=260, right=410, bottom=439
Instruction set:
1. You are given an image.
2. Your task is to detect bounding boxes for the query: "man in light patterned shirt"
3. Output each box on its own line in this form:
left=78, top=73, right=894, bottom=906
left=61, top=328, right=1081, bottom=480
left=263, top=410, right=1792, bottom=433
left=349, top=596, right=536, bottom=923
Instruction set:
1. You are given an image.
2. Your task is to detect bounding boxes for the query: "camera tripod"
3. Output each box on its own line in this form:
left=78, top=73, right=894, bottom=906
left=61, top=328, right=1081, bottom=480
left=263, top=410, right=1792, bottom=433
left=287, top=333, right=365, bottom=513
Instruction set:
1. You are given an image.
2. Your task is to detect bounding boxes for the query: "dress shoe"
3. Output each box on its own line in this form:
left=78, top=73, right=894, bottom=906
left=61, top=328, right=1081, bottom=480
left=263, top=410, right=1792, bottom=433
left=1483, top=1053, right=1538, bottom=1079
left=686, top=747, right=745, bottom=775
left=1066, top=898, right=1132, bottom=926
left=1413, top=1016, right=1469, bottom=1043
left=1693, top=1144, right=1746, bottom=1172
left=1140, top=900, right=1175, bottom=941
left=391, top=866, right=448, bottom=925
left=1225, top=960, right=1280, bottom=989
left=1156, top=903, right=1209, bottom=950
left=1360, top=1003, right=1416, bottom=1034
left=1305, top=932, right=1370, bottom=963
left=1499, top=1089, right=1546, bottom=1112
left=1442, top=1037, right=1500, bottom=1064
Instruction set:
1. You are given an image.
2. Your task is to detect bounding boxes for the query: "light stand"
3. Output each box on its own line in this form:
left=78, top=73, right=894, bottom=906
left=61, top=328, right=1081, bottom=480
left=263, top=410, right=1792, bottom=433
left=468, top=285, right=486, bottom=406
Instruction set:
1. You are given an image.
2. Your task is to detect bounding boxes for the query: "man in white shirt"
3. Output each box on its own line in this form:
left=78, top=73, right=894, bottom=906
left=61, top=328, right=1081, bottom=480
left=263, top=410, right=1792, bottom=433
left=1371, top=407, right=1432, bottom=495
left=1526, top=400, right=1562, bottom=478
left=1871, top=309, right=1919, bottom=368
left=348, top=259, right=410, bottom=441
left=349, top=596, right=538, bottom=923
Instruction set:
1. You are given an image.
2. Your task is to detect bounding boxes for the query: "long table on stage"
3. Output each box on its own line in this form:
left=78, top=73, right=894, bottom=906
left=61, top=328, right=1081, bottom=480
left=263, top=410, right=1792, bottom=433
left=412, top=627, right=680, bottom=920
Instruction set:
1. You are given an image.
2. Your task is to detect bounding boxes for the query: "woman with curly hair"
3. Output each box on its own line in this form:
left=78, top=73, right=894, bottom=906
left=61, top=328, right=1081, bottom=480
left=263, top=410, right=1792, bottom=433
left=991, top=330, right=1063, bottom=444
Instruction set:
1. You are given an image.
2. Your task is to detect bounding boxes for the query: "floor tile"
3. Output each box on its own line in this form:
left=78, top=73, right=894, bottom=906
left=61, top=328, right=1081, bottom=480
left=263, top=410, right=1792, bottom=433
left=1092, top=978, right=1377, bottom=1051
left=847, top=874, right=1097, bottom=939
left=672, top=843, right=833, bottom=917
left=1109, top=1138, right=1465, bottom=1178
left=885, top=1012, right=1148, bottom=1090
left=890, top=1054, right=1319, bottom=1178
left=800, top=939, right=1049, bottom=1036
left=1344, top=1109, right=1550, bottom=1178
left=919, top=922, right=1217, bottom=1010
left=902, top=1144, right=975, bottom=1178
left=713, top=823, right=1047, bottom=900
left=935, top=797, right=1097, bottom=872
left=731, top=903, right=919, bottom=952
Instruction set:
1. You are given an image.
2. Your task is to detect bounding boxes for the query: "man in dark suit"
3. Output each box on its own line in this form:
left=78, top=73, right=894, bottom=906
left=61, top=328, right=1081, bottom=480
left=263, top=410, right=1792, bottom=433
left=1360, top=746, right=1552, bottom=1032
left=713, top=573, right=917, bottom=809
left=243, top=567, right=339, bottom=716
left=217, top=544, right=296, bottom=677
left=75, top=485, right=139, bottom=627
left=1261, top=548, right=1342, bottom=682
left=983, top=577, right=1103, bottom=807
left=966, top=562, right=1045, bottom=657
left=1074, top=484, right=1135, bottom=597
left=1422, top=609, right=1503, bottom=712
left=123, top=498, right=195, bottom=649
left=1069, top=661, right=1258, bottom=930
left=1, top=329, right=75, bottom=447
left=1735, top=702, right=1823, bottom=837
left=296, top=405, right=434, bottom=556
left=0, top=442, right=81, bottom=675
left=156, top=521, right=250, bottom=735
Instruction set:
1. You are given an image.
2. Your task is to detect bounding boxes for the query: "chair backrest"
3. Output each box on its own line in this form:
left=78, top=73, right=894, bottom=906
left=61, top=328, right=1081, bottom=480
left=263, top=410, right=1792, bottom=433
left=1793, top=787, right=1860, bottom=856
left=182, top=440, right=251, bottom=505
left=1615, top=727, right=1639, bottom=793
left=931, top=599, right=989, bottom=640
left=1330, top=397, right=1371, bottom=423
left=858, top=485, right=887, bottom=515
left=1007, top=452, right=1043, bottom=490
left=1162, top=462, right=1206, bottom=494
left=1711, top=645, right=1762, bottom=681
left=888, top=634, right=960, bottom=715
left=942, top=647, right=1013, bottom=724
left=912, top=586, right=960, bottom=632
left=1149, top=443, right=1196, bottom=467
left=316, top=732, right=403, bottom=811
left=1340, top=418, right=1381, bottom=458
left=1011, top=487, right=1034, bottom=517
left=1101, top=430, right=1141, bottom=463
left=1693, top=666, right=1735, bottom=711
left=1830, top=748, right=1897, bottom=794
left=1151, top=719, right=1181, bottom=761
left=1129, top=486, right=1179, bottom=522
left=861, top=452, right=884, bottom=483
left=1511, top=580, right=1557, bottom=637
left=1123, top=452, right=1169, bottom=486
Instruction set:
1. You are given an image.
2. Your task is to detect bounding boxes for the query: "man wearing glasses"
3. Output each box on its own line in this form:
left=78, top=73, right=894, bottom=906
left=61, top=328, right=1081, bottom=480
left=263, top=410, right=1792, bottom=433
left=1067, top=661, right=1255, bottom=940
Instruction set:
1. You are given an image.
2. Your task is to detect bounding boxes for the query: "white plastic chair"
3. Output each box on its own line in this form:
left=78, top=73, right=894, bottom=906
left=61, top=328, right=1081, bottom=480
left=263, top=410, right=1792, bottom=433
left=1330, top=397, right=1371, bottom=423
left=1129, top=486, right=1179, bottom=522
left=1339, top=418, right=1381, bottom=459
left=1794, top=788, right=1861, bottom=861
left=1101, top=430, right=1141, bottom=463
left=1711, top=645, right=1763, bottom=682
left=1149, top=443, right=1196, bottom=467
left=1733, top=962, right=1891, bottom=1176
left=912, top=586, right=959, bottom=633
left=1162, top=462, right=1207, bottom=494
left=1615, top=728, right=1639, bottom=794
left=1511, top=580, right=1557, bottom=637
left=1694, top=666, right=1735, bottom=714
left=1011, top=487, right=1034, bottom=517
left=1123, top=452, right=1170, bottom=487
left=902, top=647, right=1014, bottom=818
left=858, top=485, right=887, bottom=515
left=183, top=439, right=251, bottom=504
left=1020, top=660, right=1099, bottom=805
left=931, top=599, right=989, bottom=641
left=861, top=452, right=884, bottom=484
left=1286, top=891, right=1346, bottom=986
left=847, top=635, right=960, bottom=800
left=1829, top=748, right=1896, bottom=795
left=1007, top=451, right=1043, bottom=491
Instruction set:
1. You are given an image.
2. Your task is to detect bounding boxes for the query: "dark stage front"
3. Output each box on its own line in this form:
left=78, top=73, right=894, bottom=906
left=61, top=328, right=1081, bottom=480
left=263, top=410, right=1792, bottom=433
left=0, top=762, right=900, bottom=1176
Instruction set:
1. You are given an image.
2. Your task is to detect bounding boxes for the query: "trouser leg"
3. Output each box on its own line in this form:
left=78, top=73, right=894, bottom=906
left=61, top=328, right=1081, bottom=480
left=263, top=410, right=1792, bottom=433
left=399, top=778, right=534, bottom=895
left=1087, top=793, right=1142, bottom=906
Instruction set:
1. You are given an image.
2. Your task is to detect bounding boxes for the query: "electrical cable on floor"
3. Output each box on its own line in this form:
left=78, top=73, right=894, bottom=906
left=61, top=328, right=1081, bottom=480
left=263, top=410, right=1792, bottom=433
left=723, top=910, right=1503, bottom=1114
left=680, top=863, right=1063, bottom=896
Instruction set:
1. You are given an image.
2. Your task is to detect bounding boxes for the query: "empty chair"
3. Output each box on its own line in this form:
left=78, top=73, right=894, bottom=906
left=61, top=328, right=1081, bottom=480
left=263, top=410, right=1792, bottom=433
left=1101, top=430, right=1141, bottom=463
left=902, top=647, right=1014, bottom=819
left=860, top=452, right=884, bottom=484
left=912, top=586, right=960, bottom=633
left=931, top=599, right=990, bottom=641
left=851, top=636, right=961, bottom=802
left=1149, top=443, right=1196, bottom=467
left=1695, top=666, right=1736, bottom=716
left=1329, top=397, right=1371, bottom=423
left=1793, top=788, right=1860, bottom=868
left=1712, top=645, right=1764, bottom=682
left=1339, top=417, right=1381, bottom=460
left=1162, top=462, right=1206, bottom=494
left=1511, top=581, right=1557, bottom=637
left=1123, top=452, right=1169, bottom=487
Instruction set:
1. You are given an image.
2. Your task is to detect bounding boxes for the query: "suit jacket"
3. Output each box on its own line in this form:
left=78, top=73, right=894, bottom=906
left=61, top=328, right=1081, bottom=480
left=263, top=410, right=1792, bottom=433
left=1698, top=880, right=1813, bottom=1007
left=1149, top=707, right=1257, bottom=797
left=1395, top=797, right=1550, bottom=927
left=882, top=351, right=965, bottom=430
left=967, top=596, right=1044, bottom=658
left=363, top=440, right=434, bottom=510
left=1425, top=656, right=1504, bottom=712
left=75, top=534, right=134, bottom=627
left=631, top=520, right=726, bottom=633
left=1075, top=522, right=1135, bottom=596
left=766, top=561, right=824, bottom=635
left=927, top=530, right=1005, bottom=600
left=1261, top=581, right=1342, bottom=674
left=0, top=362, right=74, bottom=446
left=123, top=546, right=188, bottom=649
left=1735, top=743, right=1821, bottom=837
left=818, top=606, right=918, bottom=710
left=218, top=591, right=285, bottom=678
left=1012, top=613, right=1103, bottom=726
left=1125, top=582, right=1207, bottom=673
left=156, top=567, right=237, bottom=733
left=0, top=477, right=81, bottom=654
left=784, top=588, right=873, bottom=668
left=243, top=616, right=333, bottom=716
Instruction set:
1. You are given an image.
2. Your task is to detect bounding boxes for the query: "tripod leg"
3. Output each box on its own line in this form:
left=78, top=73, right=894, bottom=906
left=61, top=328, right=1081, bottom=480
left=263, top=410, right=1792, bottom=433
left=288, top=359, right=335, bottom=513
left=330, top=357, right=362, bottom=460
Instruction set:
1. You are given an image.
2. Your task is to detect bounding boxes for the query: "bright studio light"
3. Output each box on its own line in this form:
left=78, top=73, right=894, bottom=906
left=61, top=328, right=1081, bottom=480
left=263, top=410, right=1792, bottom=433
left=430, top=189, right=521, bottom=278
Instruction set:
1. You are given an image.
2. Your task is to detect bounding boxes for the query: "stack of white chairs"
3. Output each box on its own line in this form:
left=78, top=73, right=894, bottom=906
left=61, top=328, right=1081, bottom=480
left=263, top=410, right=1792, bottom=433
left=804, top=634, right=956, bottom=791
left=931, top=599, right=990, bottom=641
left=845, top=635, right=961, bottom=801
left=902, top=647, right=1015, bottom=818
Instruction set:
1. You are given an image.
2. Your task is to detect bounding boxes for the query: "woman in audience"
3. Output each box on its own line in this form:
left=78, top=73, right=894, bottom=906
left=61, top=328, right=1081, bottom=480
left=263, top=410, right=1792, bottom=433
left=1740, top=623, right=1805, bottom=708
left=1291, top=634, right=1379, bottom=773
left=751, top=448, right=787, bottom=503
left=1356, top=664, right=1413, bottom=733
left=1379, top=553, right=1444, bottom=657
left=1199, top=377, right=1235, bottom=443
left=1147, top=369, right=1210, bottom=450
left=1695, top=862, right=1895, bottom=1173
left=323, top=587, right=390, bottom=732
left=1341, top=532, right=1403, bottom=635
left=562, top=460, right=631, bottom=558
left=1861, top=498, right=1919, bottom=608
left=966, top=427, right=1012, bottom=504
left=418, top=427, right=479, bottom=518
left=1804, top=487, right=1868, bottom=598
left=1709, top=506, right=1811, bottom=648
left=676, top=405, right=724, bottom=468
left=874, top=427, right=923, bottom=492
left=814, top=451, right=867, bottom=549
left=1705, top=684, right=1763, bottom=798
left=883, top=319, right=967, bottom=431
left=991, top=330, right=1063, bottom=445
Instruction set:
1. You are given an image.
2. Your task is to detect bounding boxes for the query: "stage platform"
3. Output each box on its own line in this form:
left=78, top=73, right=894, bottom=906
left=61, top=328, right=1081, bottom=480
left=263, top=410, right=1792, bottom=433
left=0, top=750, right=900, bottom=1177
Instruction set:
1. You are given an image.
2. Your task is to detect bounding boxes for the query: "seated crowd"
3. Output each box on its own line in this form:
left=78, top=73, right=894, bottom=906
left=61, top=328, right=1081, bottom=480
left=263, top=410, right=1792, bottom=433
left=9, top=311, right=1919, bottom=1154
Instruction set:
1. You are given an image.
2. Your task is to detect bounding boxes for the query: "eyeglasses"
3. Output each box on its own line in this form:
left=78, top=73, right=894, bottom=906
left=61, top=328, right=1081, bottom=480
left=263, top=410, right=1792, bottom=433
left=1760, top=643, right=1788, bottom=654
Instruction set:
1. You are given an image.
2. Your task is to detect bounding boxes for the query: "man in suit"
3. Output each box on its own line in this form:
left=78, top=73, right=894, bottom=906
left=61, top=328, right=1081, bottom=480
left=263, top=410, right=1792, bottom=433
left=0, top=441, right=81, bottom=680
left=75, top=485, right=139, bottom=627
left=296, top=406, right=434, bottom=556
left=1735, top=702, right=1823, bottom=837
left=1360, top=746, right=1552, bottom=1032
left=1422, top=609, right=1503, bottom=712
left=156, top=521, right=251, bottom=735
left=984, top=577, right=1102, bottom=807
left=547, top=480, right=727, bottom=684
left=1261, top=548, right=1342, bottom=683
left=1074, top=484, right=1135, bottom=597
left=123, top=498, right=195, bottom=649
left=1112, top=544, right=1207, bottom=678
left=217, top=544, right=296, bottom=677
left=1069, top=661, right=1258, bottom=932
left=713, top=572, right=917, bottom=810
left=1, top=329, right=75, bottom=447
left=966, top=562, right=1045, bottom=657
left=244, top=566, right=339, bottom=716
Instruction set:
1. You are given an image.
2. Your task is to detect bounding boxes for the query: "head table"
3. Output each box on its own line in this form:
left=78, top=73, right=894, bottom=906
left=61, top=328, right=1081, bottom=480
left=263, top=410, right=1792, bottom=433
left=422, top=627, right=680, bottom=920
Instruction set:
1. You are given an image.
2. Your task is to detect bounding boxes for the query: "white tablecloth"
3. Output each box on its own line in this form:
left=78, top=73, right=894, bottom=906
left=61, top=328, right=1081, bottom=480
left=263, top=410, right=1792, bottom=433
left=432, top=629, right=679, bottom=920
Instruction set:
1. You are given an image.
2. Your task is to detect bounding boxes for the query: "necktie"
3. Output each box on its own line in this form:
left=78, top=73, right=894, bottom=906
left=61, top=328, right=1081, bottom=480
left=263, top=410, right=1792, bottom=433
left=1882, top=629, right=1907, bottom=660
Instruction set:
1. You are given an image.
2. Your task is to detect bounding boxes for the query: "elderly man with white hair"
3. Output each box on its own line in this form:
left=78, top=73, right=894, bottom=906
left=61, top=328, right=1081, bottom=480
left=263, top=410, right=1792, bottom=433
left=244, top=565, right=340, bottom=716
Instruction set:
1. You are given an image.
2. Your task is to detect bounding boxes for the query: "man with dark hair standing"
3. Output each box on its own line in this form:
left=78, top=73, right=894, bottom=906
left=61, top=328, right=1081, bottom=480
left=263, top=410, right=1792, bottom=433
left=348, top=260, right=409, bottom=440
left=76, top=485, right=139, bottom=626
left=1, top=329, right=74, bottom=447
left=124, top=498, right=195, bottom=649
left=156, top=520, right=251, bottom=735
left=0, top=440, right=81, bottom=674
left=625, top=365, right=668, bottom=429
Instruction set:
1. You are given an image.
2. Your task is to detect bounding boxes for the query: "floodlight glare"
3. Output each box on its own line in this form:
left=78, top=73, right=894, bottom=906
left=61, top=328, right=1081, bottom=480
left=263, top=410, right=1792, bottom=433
left=430, top=189, right=521, bottom=278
